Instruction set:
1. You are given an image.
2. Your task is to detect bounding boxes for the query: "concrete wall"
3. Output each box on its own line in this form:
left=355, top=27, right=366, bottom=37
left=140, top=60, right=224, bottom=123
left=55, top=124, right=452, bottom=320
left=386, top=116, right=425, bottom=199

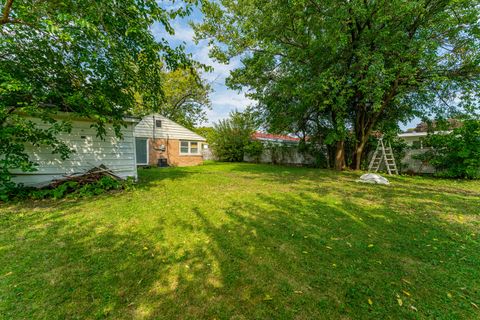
left=400, top=148, right=436, bottom=174
left=244, top=145, right=315, bottom=166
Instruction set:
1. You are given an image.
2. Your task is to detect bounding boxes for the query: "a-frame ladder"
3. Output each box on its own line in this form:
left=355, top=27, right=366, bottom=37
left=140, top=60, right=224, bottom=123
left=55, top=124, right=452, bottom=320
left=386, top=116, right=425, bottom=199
left=368, top=137, right=399, bottom=175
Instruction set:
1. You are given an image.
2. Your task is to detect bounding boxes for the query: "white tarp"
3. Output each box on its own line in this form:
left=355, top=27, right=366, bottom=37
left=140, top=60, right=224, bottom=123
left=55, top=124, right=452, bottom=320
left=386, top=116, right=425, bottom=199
left=357, top=173, right=390, bottom=185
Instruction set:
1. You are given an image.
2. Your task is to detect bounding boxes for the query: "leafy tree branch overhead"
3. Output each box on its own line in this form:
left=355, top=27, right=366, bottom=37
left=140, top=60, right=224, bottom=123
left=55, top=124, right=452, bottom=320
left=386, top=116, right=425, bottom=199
left=195, top=0, right=480, bottom=170
left=0, top=0, right=198, bottom=193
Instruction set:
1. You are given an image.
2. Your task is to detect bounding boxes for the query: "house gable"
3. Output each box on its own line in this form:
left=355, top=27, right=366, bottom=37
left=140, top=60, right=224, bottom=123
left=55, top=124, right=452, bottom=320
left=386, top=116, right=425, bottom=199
left=134, top=114, right=206, bottom=141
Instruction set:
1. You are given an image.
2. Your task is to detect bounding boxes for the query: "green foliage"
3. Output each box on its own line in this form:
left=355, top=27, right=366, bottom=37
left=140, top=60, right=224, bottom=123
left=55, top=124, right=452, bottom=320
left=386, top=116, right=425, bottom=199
left=134, top=66, right=213, bottom=129
left=161, top=67, right=212, bottom=129
left=243, top=140, right=264, bottom=162
left=417, top=120, right=480, bottom=179
left=0, top=0, right=193, bottom=190
left=5, top=176, right=131, bottom=202
left=263, top=142, right=296, bottom=165
left=298, top=140, right=329, bottom=168
left=196, top=0, right=480, bottom=169
left=194, top=126, right=215, bottom=143
left=210, top=110, right=258, bottom=161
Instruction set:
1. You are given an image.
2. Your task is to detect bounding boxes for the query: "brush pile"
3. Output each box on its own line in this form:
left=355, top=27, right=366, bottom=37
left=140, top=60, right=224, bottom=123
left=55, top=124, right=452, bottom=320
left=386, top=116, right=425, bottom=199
left=49, top=164, right=122, bottom=188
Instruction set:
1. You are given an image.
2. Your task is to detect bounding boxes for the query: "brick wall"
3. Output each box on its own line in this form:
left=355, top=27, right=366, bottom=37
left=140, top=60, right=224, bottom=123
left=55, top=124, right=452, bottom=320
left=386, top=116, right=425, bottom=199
left=148, top=138, right=204, bottom=167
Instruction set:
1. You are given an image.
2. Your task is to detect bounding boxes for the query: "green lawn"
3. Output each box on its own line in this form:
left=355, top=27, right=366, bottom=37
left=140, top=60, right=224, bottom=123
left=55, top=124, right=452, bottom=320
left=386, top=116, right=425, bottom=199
left=1, top=163, right=479, bottom=319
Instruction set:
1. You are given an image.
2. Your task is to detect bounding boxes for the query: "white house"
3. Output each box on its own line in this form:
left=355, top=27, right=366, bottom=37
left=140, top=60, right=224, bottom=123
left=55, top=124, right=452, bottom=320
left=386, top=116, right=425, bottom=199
left=11, top=113, right=138, bottom=187
left=134, top=114, right=207, bottom=167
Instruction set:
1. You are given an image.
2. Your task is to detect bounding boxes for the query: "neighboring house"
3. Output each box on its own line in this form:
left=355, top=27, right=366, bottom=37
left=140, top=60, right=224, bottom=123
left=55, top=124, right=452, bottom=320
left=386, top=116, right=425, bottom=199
left=12, top=113, right=138, bottom=187
left=244, top=132, right=314, bottom=165
left=134, top=114, right=207, bottom=167
left=252, top=132, right=303, bottom=144
left=398, top=132, right=430, bottom=149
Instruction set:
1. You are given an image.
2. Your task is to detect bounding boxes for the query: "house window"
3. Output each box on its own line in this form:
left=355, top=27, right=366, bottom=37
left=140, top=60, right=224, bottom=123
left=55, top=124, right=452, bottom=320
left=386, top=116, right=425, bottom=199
left=180, top=141, right=189, bottom=154
left=180, top=141, right=201, bottom=155
left=155, top=119, right=162, bottom=128
left=190, top=142, right=198, bottom=153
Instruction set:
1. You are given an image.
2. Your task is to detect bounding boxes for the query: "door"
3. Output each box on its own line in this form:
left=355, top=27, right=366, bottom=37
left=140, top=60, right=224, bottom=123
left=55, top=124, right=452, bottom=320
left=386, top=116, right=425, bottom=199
left=135, top=138, right=148, bottom=165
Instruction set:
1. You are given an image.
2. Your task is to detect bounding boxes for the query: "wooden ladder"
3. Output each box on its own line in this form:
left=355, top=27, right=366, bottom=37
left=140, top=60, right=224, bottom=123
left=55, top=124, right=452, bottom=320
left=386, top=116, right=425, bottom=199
left=368, top=137, right=399, bottom=175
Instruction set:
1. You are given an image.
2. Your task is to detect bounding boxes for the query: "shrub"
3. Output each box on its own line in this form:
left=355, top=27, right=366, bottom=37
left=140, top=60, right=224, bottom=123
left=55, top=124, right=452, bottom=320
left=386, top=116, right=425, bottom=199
left=2, top=176, right=133, bottom=202
left=416, top=120, right=480, bottom=179
left=210, top=110, right=258, bottom=162
left=244, top=140, right=264, bottom=162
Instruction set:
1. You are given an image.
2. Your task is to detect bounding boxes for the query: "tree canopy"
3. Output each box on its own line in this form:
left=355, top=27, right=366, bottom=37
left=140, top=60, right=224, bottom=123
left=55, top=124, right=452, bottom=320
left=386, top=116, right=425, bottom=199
left=134, top=66, right=212, bottom=129
left=0, top=0, right=195, bottom=193
left=196, top=0, right=480, bottom=169
left=418, top=120, right=480, bottom=179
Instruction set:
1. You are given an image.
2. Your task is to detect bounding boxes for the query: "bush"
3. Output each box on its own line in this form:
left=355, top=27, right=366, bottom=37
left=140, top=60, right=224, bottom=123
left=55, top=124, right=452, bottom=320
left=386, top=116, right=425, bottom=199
left=416, top=120, right=480, bottom=179
left=210, top=110, right=258, bottom=162
left=244, top=140, right=264, bottom=162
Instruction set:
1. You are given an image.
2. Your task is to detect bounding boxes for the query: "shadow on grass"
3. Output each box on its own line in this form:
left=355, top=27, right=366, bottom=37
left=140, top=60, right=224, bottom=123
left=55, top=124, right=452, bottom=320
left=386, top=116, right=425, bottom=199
left=1, top=163, right=479, bottom=319
left=1, top=186, right=478, bottom=319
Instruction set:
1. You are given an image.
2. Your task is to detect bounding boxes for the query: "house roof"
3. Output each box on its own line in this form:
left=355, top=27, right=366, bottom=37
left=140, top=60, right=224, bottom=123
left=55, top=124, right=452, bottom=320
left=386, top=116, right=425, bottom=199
left=252, top=132, right=301, bottom=143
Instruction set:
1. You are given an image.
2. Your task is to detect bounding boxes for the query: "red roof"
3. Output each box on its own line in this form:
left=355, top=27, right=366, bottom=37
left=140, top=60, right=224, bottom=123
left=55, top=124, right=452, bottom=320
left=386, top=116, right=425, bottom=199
left=252, top=132, right=301, bottom=142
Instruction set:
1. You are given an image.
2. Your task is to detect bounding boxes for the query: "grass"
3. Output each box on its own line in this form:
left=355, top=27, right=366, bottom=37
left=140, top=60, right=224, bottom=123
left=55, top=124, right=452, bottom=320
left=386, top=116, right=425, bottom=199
left=1, top=162, right=479, bottom=319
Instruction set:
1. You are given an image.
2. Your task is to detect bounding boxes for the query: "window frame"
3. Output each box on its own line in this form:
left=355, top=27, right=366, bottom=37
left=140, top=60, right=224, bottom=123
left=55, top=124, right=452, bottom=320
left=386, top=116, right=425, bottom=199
left=179, top=140, right=202, bottom=155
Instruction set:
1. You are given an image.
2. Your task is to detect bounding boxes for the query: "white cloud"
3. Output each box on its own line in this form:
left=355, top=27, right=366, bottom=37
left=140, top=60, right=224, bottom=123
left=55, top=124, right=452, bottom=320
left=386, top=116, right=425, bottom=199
left=205, top=90, right=255, bottom=125
left=168, top=21, right=196, bottom=42
left=193, top=43, right=241, bottom=82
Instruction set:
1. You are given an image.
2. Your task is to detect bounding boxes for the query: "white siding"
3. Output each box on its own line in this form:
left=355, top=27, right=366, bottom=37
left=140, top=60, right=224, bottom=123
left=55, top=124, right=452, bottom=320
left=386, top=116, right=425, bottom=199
left=12, top=118, right=138, bottom=187
left=134, top=114, right=206, bottom=141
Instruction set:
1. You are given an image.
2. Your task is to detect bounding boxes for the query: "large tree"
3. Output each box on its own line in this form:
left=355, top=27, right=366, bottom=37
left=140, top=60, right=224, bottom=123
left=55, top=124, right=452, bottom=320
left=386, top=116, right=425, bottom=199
left=0, top=0, right=193, bottom=192
left=135, top=66, right=212, bottom=129
left=195, top=0, right=480, bottom=170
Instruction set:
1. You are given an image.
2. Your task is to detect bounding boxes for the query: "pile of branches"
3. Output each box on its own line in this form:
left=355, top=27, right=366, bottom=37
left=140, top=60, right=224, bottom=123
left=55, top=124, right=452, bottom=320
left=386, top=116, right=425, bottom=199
left=49, top=164, right=122, bottom=188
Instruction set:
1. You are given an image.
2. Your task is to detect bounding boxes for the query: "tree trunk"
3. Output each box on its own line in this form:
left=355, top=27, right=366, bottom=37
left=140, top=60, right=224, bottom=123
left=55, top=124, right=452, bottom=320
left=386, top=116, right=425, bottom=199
left=334, top=140, right=345, bottom=171
left=352, top=135, right=368, bottom=170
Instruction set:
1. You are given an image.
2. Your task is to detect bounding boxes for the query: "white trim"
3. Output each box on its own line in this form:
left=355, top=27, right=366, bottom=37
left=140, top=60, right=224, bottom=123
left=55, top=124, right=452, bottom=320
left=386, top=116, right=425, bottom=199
left=398, top=130, right=452, bottom=138
left=133, top=135, right=138, bottom=179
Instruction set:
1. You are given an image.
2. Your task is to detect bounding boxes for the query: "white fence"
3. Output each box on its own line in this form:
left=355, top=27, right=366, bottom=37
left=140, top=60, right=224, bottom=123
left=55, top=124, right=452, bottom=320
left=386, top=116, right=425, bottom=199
left=244, top=147, right=315, bottom=166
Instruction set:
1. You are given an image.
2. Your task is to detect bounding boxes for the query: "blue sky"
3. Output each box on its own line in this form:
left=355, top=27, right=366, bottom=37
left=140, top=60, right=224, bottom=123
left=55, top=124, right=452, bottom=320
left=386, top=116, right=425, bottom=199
left=152, top=5, right=418, bottom=130
left=152, top=6, right=253, bottom=126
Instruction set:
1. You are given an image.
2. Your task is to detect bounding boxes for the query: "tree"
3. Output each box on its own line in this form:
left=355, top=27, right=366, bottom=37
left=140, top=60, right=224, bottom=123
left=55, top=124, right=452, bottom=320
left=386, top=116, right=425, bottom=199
left=209, top=110, right=258, bottom=162
left=417, top=120, right=480, bottom=179
left=158, top=67, right=212, bottom=129
left=194, top=126, right=215, bottom=142
left=134, top=65, right=212, bottom=130
left=0, top=0, right=193, bottom=193
left=195, top=0, right=480, bottom=170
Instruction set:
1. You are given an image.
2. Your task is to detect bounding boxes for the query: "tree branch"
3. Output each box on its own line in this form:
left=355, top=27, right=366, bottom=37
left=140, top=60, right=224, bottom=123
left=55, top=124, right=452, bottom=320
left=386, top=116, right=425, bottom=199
left=0, top=0, right=17, bottom=25
left=1, top=0, right=13, bottom=23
